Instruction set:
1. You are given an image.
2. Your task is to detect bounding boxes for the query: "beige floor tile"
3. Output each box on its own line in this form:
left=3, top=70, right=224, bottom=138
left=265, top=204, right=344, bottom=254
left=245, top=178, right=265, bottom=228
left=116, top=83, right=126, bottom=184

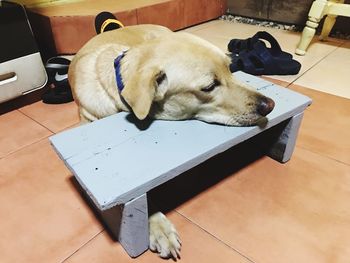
left=66, top=212, right=251, bottom=263
left=19, top=101, right=80, bottom=133
left=187, top=20, right=271, bottom=39
left=166, top=147, right=350, bottom=263
left=0, top=139, right=102, bottom=263
left=187, top=20, right=262, bottom=51
left=0, top=110, right=52, bottom=158
left=264, top=32, right=345, bottom=84
left=182, top=19, right=222, bottom=33
left=294, top=41, right=350, bottom=99
left=186, top=20, right=345, bottom=85
left=189, top=30, right=232, bottom=52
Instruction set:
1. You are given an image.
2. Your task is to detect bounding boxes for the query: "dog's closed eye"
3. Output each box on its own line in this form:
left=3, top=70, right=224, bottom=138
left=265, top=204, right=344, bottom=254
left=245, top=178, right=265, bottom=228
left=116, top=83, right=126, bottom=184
left=201, top=79, right=220, bottom=93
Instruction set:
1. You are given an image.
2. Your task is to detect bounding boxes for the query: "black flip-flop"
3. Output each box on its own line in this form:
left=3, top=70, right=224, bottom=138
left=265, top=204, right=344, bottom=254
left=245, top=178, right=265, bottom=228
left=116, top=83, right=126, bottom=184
left=95, top=11, right=124, bottom=34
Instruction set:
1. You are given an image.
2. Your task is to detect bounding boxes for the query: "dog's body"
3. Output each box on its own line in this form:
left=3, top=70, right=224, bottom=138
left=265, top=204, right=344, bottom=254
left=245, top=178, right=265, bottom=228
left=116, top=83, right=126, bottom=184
left=69, top=24, right=274, bottom=259
left=69, top=25, right=171, bottom=123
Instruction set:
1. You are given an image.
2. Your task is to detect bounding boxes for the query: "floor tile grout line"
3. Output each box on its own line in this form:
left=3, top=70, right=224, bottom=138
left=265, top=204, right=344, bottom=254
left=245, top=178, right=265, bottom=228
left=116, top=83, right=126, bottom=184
left=18, top=108, right=81, bottom=134
left=0, top=118, right=79, bottom=161
left=18, top=108, right=56, bottom=134
left=61, top=229, right=104, bottom=263
left=54, top=121, right=81, bottom=134
left=295, top=145, right=350, bottom=167
left=0, top=134, right=52, bottom=161
left=173, top=210, right=257, bottom=263
left=181, top=20, right=221, bottom=33
left=287, top=43, right=345, bottom=87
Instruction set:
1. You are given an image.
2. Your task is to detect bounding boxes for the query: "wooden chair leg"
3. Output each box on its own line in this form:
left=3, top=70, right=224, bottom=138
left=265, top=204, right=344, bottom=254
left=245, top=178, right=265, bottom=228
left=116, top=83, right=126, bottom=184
left=296, top=0, right=327, bottom=55
left=320, top=14, right=337, bottom=40
left=320, top=0, right=345, bottom=40
left=295, top=21, right=319, bottom=55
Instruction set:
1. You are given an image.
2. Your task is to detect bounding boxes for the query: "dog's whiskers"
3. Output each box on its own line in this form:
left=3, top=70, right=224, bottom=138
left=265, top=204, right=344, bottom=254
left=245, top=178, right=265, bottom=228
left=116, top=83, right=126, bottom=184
left=225, top=116, right=236, bottom=126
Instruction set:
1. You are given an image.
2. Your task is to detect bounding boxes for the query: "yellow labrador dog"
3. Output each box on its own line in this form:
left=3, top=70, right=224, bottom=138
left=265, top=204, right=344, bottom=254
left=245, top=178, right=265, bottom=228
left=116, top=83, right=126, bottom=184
left=69, top=24, right=274, bottom=259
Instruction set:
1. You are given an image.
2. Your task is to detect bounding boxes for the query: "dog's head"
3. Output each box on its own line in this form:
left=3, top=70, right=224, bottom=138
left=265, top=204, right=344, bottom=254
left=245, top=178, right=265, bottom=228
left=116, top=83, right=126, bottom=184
left=119, top=32, right=274, bottom=126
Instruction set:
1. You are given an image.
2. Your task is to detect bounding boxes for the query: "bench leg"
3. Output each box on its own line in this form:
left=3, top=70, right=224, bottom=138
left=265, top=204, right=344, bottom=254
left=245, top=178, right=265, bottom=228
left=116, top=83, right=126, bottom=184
left=101, top=194, right=149, bottom=257
left=267, top=112, right=304, bottom=163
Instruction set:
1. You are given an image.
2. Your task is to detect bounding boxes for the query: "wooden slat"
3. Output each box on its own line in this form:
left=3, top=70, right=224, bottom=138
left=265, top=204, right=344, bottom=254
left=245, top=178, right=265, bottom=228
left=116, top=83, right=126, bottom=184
left=50, top=72, right=312, bottom=210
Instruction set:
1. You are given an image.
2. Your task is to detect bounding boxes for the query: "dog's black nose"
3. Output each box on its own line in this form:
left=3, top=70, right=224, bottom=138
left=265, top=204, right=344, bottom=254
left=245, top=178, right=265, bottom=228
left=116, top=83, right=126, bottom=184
left=257, top=97, right=275, bottom=116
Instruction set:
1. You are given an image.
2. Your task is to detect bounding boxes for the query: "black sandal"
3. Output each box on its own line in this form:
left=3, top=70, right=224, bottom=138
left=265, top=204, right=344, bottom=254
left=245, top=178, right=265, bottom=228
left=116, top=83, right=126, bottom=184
left=228, top=31, right=292, bottom=60
left=229, top=41, right=301, bottom=75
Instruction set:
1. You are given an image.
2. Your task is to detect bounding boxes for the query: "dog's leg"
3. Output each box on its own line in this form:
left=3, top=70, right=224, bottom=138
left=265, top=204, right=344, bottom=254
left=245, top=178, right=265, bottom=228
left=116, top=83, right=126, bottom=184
left=79, top=107, right=98, bottom=124
left=149, top=212, right=181, bottom=260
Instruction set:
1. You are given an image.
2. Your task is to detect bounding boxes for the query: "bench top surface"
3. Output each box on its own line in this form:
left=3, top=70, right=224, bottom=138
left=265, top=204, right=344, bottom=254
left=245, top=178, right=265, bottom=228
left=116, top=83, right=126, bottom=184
left=50, top=72, right=311, bottom=210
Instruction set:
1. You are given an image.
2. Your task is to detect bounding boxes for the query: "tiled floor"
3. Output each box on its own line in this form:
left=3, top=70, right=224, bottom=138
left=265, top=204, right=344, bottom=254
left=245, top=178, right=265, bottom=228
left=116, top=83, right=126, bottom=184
left=1, top=20, right=350, bottom=263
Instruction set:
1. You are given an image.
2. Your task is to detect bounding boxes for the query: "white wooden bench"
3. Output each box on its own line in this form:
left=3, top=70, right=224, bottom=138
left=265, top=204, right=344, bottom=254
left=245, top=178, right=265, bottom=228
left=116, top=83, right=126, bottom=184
left=50, top=72, right=312, bottom=258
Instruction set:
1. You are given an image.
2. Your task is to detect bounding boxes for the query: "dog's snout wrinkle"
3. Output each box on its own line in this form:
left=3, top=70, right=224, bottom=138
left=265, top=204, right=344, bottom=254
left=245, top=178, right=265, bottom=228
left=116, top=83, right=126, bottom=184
left=257, top=97, right=275, bottom=116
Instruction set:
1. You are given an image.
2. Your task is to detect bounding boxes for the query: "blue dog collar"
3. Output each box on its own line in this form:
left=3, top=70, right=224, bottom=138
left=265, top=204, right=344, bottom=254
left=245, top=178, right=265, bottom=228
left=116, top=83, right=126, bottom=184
left=114, top=52, right=126, bottom=93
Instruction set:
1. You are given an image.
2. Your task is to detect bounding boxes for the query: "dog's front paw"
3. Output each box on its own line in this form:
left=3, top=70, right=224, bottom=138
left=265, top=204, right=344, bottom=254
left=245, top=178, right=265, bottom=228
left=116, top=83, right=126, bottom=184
left=149, top=212, right=181, bottom=260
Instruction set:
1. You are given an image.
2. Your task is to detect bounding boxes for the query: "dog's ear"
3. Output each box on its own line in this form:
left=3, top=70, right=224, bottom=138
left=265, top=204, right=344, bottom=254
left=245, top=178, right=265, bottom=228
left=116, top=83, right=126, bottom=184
left=121, top=67, right=167, bottom=120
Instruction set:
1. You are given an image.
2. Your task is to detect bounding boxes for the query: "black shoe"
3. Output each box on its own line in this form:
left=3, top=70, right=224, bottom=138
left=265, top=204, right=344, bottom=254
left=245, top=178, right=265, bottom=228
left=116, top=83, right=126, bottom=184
left=42, top=56, right=74, bottom=104
left=95, top=11, right=124, bottom=34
